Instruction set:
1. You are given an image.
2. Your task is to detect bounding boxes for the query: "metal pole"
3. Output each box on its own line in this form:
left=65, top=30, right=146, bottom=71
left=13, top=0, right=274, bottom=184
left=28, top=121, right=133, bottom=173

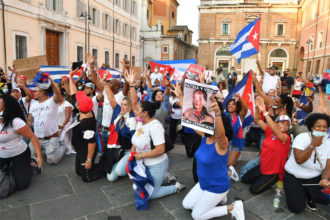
left=87, top=0, right=90, bottom=54
left=0, top=0, right=7, bottom=71
left=112, top=0, right=115, bottom=68
left=85, top=11, right=87, bottom=62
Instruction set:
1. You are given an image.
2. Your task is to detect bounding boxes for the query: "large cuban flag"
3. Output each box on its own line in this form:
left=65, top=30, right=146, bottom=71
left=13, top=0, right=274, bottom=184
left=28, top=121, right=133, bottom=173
left=223, top=70, right=255, bottom=128
left=228, top=17, right=260, bottom=64
left=151, top=59, right=196, bottom=81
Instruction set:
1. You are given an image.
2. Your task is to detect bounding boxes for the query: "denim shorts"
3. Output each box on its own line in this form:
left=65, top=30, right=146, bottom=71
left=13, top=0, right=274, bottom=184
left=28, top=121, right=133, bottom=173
left=229, top=143, right=242, bottom=152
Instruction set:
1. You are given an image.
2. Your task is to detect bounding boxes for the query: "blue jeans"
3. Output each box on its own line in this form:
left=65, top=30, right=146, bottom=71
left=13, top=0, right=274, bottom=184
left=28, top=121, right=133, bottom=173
left=101, top=128, right=109, bottom=147
left=239, top=157, right=260, bottom=181
left=107, top=151, right=130, bottom=182
left=147, top=157, right=176, bottom=199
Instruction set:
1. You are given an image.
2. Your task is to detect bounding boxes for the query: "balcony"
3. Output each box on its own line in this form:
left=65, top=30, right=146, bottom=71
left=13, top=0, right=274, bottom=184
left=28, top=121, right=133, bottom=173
left=200, top=0, right=298, bottom=6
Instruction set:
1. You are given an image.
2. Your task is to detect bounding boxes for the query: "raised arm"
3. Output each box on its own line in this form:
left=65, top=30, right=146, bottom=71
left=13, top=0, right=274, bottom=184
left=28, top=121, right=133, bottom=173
left=49, top=77, right=61, bottom=103
left=17, top=77, right=33, bottom=102
left=88, top=54, right=104, bottom=92
left=209, top=98, right=229, bottom=155
left=256, top=60, right=264, bottom=76
left=69, top=69, right=79, bottom=95
left=125, top=69, right=139, bottom=114
left=254, top=97, right=267, bottom=131
left=253, top=72, right=272, bottom=105
left=256, top=97, right=288, bottom=144
left=234, top=93, right=248, bottom=122
left=104, top=83, right=117, bottom=110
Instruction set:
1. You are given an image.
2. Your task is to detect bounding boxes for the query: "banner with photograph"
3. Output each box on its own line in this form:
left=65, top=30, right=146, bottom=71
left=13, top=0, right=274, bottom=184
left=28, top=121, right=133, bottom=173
left=182, top=79, right=219, bottom=135
left=184, top=64, right=205, bottom=82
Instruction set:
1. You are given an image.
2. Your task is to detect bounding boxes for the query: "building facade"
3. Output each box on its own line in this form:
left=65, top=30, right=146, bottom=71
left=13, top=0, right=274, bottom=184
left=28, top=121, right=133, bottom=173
left=199, top=0, right=301, bottom=76
left=0, top=0, right=140, bottom=71
left=297, top=0, right=330, bottom=76
left=139, top=0, right=197, bottom=67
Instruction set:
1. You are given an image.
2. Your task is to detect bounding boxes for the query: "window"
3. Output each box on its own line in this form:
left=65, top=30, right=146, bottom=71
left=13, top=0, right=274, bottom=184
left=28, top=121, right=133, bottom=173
left=124, top=54, right=128, bottom=60
left=307, top=61, right=312, bottom=73
left=309, top=35, right=314, bottom=50
left=105, top=51, right=110, bottom=67
left=76, top=0, right=84, bottom=18
left=131, top=56, right=135, bottom=67
left=131, top=27, right=136, bottom=41
left=132, top=1, right=137, bottom=16
left=318, top=31, right=323, bottom=48
left=172, top=11, right=175, bottom=19
left=124, top=0, right=129, bottom=11
left=92, top=48, right=98, bottom=66
left=115, top=53, right=120, bottom=68
left=222, top=23, right=229, bottom=35
left=114, top=19, right=121, bottom=35
left=115, top=0, right=121, bottom=7
left=276, top=24, right=284, bottom=36
left=104, top=14, right=109, bottom=30
left=92, top=8, right=96, bottom=25
left=46, top=0, right=63, bottom=12
left=15, top=35, right=27, bottom=59
left=77, top=45, right=84, bottom=62
left=162, top=46, right=168, bottom=53
left=123, top=23, right=129, bottom=37
left=89, top=6, right=100, bottom=27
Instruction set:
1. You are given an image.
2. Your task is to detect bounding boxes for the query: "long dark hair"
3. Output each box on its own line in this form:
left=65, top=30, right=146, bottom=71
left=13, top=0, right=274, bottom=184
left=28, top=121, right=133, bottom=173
left=0, top=94, right=26, bottom=130
left=279, top=94, right=293, bottom=118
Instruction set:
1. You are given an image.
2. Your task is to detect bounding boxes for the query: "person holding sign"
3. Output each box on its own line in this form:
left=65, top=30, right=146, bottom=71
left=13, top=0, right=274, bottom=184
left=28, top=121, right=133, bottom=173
left=182, top=97, right=245, bottom=220
left=28, top=74, right=66, bottom=165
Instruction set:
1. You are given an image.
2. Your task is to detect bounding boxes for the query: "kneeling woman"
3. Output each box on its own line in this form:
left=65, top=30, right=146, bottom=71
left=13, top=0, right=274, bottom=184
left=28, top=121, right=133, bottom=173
left=183, top=98, right=244, bottom=220
left=0, top=95, right=43, bottom=195
left=283, top=113, right=330, bottom=213
left=104, top=83, right=136, bottom=182
left=241, top=96, right=291, bottom=194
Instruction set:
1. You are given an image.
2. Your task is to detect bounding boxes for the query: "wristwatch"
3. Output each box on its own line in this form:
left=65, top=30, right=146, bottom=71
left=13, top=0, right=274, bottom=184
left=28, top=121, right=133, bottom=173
left=87, top=158, right=92, bottom=162
left=139, top=153, right=143, bottom=159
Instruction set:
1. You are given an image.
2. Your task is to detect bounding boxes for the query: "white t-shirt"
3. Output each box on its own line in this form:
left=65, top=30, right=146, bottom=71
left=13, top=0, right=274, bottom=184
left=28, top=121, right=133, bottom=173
left=285, top=132, right=330, bottom=179
left=218, top=89, right=229, bottom=101
left=10, top=73, right=17, bottom=89
left=150, top=72, right=163, bottom=86
left=0, top=117, right=27, bottom=158
left=29, top=98, right=59, bottom=138
left=262, top=72, right=279, bottom=94
left=101, top=91, right=125, bottom=127
left=169, top=97, right=182, bottom=120
left=58, top=101, right=73, bottom=127
left=131, top=120, right=167, bottom=166
left=92, top=96, right=99, bottom=119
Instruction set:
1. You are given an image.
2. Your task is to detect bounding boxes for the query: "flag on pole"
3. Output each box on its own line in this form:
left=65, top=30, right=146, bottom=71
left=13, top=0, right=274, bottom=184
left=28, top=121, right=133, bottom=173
left=228, top=17, right=260, bottom=64
left=223, top=70, right=255, bottom=128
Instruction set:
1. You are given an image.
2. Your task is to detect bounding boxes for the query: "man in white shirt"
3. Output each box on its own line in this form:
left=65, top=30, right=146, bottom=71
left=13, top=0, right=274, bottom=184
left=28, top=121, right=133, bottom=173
left=150, top=66, right=163, bottom=86
left=257, top=60, right=279, bottom=95
left=28, top=76, right=66, bottom=164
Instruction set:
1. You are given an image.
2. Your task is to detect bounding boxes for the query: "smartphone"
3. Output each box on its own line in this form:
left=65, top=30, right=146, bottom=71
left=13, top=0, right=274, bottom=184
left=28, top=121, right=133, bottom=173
left=72, top=61, right=83, bottom=70
left=166, top=73, right=171, bottom=80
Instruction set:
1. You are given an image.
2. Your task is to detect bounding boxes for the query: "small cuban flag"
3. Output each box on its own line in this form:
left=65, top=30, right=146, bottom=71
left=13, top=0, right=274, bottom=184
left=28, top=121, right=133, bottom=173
left=228, top=17, right=261, bottom=64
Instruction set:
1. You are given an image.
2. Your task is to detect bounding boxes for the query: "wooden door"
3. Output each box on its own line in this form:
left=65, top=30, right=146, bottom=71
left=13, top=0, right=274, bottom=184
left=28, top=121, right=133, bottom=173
left=46, top=30, right=60, bottom=65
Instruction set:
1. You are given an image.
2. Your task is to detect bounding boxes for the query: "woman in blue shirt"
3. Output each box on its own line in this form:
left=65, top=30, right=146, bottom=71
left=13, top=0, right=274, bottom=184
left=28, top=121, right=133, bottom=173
left=182, top=98, right=245, bottom=220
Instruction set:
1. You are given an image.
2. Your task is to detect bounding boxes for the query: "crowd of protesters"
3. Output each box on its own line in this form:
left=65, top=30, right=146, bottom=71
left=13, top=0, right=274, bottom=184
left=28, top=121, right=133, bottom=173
left=0, top=56, right=329, bottom=220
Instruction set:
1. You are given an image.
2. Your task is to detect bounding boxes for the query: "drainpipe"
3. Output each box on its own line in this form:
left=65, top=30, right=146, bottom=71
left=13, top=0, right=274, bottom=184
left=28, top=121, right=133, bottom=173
left=0, top=0, right=7, bottom=71
left=112, top=0, right=115, bottom=68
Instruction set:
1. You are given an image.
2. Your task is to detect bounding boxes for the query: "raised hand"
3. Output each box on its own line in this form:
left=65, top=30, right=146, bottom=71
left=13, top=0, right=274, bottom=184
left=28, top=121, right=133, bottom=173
left=209, top=97, right=220, bottom=114
left=173, top=81, right=183, bottom=98
left=85, top=53, right=94, bottom=65
left=125, top=69, right=136, bottom=85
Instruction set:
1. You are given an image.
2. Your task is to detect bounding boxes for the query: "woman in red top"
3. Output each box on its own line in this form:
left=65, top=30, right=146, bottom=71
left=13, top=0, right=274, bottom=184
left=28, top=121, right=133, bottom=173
left=241, top=96, right=291, bottom=194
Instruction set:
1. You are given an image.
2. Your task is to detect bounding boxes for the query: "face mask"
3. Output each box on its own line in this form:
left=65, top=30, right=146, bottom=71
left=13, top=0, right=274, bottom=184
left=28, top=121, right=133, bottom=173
left=0, top=111, right=3, bottom=119
left=312, top=130, right=328, bottom=137
left=78, top=86, right=83, bottom=90
left=154, top=69, right=159, bottom=73
left=136, top=117, right=143, bottom=122
left=2, top=88, right=8, bottom=93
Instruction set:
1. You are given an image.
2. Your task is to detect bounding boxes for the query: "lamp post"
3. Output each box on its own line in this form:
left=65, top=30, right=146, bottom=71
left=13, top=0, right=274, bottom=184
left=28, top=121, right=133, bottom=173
left=80, top=9, right=92, bottom=62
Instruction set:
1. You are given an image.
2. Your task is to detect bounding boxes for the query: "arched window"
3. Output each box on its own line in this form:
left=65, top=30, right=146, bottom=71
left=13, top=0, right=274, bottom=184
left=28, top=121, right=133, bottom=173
left=216, top=47, right=232, bottom=56
left=270, top=48, right=287, bottom=58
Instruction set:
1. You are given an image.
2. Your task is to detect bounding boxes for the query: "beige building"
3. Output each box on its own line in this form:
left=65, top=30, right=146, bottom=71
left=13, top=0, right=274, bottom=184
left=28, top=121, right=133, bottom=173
left=0, top=0, right=140, bottom=71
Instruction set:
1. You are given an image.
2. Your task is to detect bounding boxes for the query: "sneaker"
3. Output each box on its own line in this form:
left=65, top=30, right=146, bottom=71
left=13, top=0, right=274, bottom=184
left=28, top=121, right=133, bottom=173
left=306, top=200, right=317, bottom=211
left=166, top=172, right=177, bottom=184
left=175, top=181, right=186, bottom=193
left=229, top=166, right=239, bottom=182
left=230, top=200, right=245, bottom=220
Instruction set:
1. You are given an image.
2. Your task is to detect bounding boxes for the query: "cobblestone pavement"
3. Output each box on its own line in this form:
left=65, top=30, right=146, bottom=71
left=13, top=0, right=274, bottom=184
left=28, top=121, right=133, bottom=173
left=0, top=94, right=329, bottom=220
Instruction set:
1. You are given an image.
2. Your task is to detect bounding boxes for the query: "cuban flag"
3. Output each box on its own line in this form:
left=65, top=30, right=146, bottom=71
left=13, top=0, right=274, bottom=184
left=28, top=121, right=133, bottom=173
left=126, top=152, right=154, bottom=210
left=296, top=84, right=316, bottom=125
left=98, top=68, right=123, bottom=83
left=223, top=70, right=255, bottom=128
left=228, top=17, right=260, bottom=64
left=151, top=59, right=196, bottom=81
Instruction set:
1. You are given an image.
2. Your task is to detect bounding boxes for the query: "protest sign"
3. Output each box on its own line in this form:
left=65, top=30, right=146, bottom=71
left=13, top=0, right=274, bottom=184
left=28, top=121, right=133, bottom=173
left=182, top=79, right=218, bottom=135
left=13, top=55, right=48, bottom=80
left=184, top=64, right=205, bottom=82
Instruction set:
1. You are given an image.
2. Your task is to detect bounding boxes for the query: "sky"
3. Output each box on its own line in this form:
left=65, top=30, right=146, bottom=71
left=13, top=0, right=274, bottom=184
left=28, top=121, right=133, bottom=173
left=177, top=0, right=200, bottom=46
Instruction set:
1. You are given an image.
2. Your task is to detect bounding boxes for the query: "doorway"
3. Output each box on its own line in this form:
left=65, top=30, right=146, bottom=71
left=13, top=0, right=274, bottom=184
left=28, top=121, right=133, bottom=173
left=46, top=30, right=60, bottom=65
left=272, top=62, right=283, bottom=76
left=217, top=60, right=229, bottom=78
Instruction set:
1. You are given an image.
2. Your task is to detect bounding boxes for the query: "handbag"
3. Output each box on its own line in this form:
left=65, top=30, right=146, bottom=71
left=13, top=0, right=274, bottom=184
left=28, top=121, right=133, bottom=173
left=0, top=163, right=16, bottom=199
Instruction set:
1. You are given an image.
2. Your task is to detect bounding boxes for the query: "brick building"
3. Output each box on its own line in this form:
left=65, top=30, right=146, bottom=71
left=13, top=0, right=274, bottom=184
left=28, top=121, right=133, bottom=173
left=297, top=0, right=330, bottom=76
left=199, top=0, right=301, bottom=76
left=139, top=0, right=197, bottom=67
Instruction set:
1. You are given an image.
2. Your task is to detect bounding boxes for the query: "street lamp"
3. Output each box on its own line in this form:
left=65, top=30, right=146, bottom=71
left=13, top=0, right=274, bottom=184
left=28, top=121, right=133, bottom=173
left=80, top=10, right=92, bottom=61
left=306, top=39, right=311, bottom=77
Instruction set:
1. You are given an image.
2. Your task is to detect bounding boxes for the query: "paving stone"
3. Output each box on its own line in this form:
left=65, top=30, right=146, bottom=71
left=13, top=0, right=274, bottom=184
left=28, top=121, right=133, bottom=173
left=244, top=190, right=292, bottom=220
left=102, top=178, right=135, bottom=207
left=67, top=171, right=109, bottom=194
left=107, top=201, right=175, bottom=220
left=30, top=189, right=111, bottom=220
left=0, top=201, right=10, bottom=211
left=0, top=205, right=31, bottom=220
left=2, top=174, right=73, bottom=207
left=286, top=209, right=328, bottom=220
left=167, top=153, right=193, bottom=171
left=87, top=211, right=108, bottom=220
left=316, top=203, right=330, bottom=219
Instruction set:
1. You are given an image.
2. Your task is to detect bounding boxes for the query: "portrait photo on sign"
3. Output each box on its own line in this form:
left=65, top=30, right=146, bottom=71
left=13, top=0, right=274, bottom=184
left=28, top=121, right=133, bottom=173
left=182, top=79, right=218, bottom=135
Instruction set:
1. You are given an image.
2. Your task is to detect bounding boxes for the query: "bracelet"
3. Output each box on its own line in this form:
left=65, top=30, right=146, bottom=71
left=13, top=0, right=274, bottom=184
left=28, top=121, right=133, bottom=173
left=215, top=113, right=221, bottom=117
left=308, top=144, right=315, bottom=150
left=139, top=153, right=143, bottom=159
left=263, top=112, right=269, bottom=116
left=87, top=158, right=92, bottom=162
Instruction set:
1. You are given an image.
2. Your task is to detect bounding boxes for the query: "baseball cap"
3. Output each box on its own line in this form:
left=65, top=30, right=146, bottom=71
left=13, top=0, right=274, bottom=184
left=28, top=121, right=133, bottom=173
left=12, top=88, right=21, bottom=93
left=84, top=82, right=95, bottom=90
left=271, top=65, right=278, bottom=70
left=277, top=115, right=291, bottom=126
left=75, top=91, right=93, bottom=113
